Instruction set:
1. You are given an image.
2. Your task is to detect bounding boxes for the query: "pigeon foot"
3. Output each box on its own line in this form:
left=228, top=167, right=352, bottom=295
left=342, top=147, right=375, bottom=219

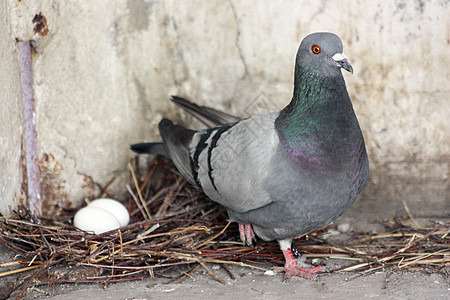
left=238, top=223, right=255, bottom=246
left=274, top=248, right=324, bottom=281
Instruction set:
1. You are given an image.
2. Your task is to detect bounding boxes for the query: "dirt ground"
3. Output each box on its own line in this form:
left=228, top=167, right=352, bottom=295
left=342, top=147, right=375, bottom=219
left=1, top=199, right=448, bottom=300
left=13, top=266, right=449, bottom=300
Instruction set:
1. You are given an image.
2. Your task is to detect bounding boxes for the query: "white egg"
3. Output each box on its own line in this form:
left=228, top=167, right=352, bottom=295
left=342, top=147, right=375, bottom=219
left=74, top=206, right=121, bottom=234
left=88, top=198, right=130, bottom=227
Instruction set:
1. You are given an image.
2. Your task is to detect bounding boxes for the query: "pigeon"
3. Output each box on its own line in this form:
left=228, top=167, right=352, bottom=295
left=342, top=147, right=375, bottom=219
left=131, top=32, right=369, bottom=281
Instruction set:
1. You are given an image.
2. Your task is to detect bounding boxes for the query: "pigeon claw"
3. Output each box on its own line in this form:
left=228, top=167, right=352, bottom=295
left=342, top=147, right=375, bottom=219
left=273, top=264, right=324, bottom=281
left=238, top=223, right=255, bottom=246
left=275, top=247, right=325, bottom=281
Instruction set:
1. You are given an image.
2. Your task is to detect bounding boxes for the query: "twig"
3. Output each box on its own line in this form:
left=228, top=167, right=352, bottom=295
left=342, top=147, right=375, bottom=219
left=196, top=222, right=231, bottom=249
left=126, top=184, right=147, bottom=219
left=0, top=264, right=42, bottom=277
left=136, top=223, right=160, bottom=240
left=402, top=201, right=421, bottom=228
left=398, top=249, right=448, bottom=268
left=175, top=265, right=200, bottom=283
left=128, top=162, right=151, bottom=219
left=220, top=264, right=235, bottom=280
left=198, top=261, right=225, bottom=284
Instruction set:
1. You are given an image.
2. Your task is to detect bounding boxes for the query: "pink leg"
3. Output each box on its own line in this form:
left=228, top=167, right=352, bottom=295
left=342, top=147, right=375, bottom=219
left=273, top=247, right=325, bottom=281
left=238, top=223, right=255, bottom=246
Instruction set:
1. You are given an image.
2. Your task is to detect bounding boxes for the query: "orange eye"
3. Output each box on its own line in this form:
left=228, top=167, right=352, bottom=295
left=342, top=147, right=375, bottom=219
left=312, top=45, right=321, bottom=54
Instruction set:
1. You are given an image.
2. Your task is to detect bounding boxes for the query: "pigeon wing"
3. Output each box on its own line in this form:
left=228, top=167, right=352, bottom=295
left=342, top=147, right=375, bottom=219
left=189, top=113, right=280, bottom=213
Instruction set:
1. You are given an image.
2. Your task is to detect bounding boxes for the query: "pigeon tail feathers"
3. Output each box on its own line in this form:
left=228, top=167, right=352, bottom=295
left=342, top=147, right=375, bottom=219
left=130, top=142, right=169, bottom=157
left=171, top=96, right=241, bottom=127
left=158, top=119, right=196, bottom=184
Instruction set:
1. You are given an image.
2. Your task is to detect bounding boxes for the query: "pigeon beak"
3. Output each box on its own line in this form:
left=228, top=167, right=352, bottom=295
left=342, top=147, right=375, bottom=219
left=332, top=53, right=353, bottom=74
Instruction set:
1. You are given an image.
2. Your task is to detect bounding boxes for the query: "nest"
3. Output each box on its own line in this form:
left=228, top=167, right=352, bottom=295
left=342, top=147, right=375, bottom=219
left=1, top=157, right=449, bottom=296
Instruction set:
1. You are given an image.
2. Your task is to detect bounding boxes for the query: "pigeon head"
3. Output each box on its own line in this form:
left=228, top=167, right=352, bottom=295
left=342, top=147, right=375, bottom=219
left=296, top=32, right=353, bottom=76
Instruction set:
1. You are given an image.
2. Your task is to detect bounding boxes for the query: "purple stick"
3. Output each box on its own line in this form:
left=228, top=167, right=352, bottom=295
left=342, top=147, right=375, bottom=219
left=19, top=41, right=42, bottom=215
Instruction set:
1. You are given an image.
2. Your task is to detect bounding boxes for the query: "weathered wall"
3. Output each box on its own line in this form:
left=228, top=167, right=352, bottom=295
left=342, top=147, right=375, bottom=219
left=0, top=1, right=25, bottom=214
left=1, top=0, right=448, bottom=215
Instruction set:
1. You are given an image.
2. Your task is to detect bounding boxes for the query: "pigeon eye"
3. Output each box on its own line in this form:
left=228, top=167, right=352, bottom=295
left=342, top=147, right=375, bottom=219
left=312, top=45, right=321, bottom=54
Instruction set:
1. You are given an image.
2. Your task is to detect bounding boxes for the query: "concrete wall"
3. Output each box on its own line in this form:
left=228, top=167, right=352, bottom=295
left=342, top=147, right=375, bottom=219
left=1, top=0, right=448, bottom=216
left=0, top=1, right=25, bottom=214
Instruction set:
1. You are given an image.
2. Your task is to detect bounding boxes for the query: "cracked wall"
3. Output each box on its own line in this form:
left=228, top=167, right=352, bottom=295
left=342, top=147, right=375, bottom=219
left=1, top=0, right=448, bottom=215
